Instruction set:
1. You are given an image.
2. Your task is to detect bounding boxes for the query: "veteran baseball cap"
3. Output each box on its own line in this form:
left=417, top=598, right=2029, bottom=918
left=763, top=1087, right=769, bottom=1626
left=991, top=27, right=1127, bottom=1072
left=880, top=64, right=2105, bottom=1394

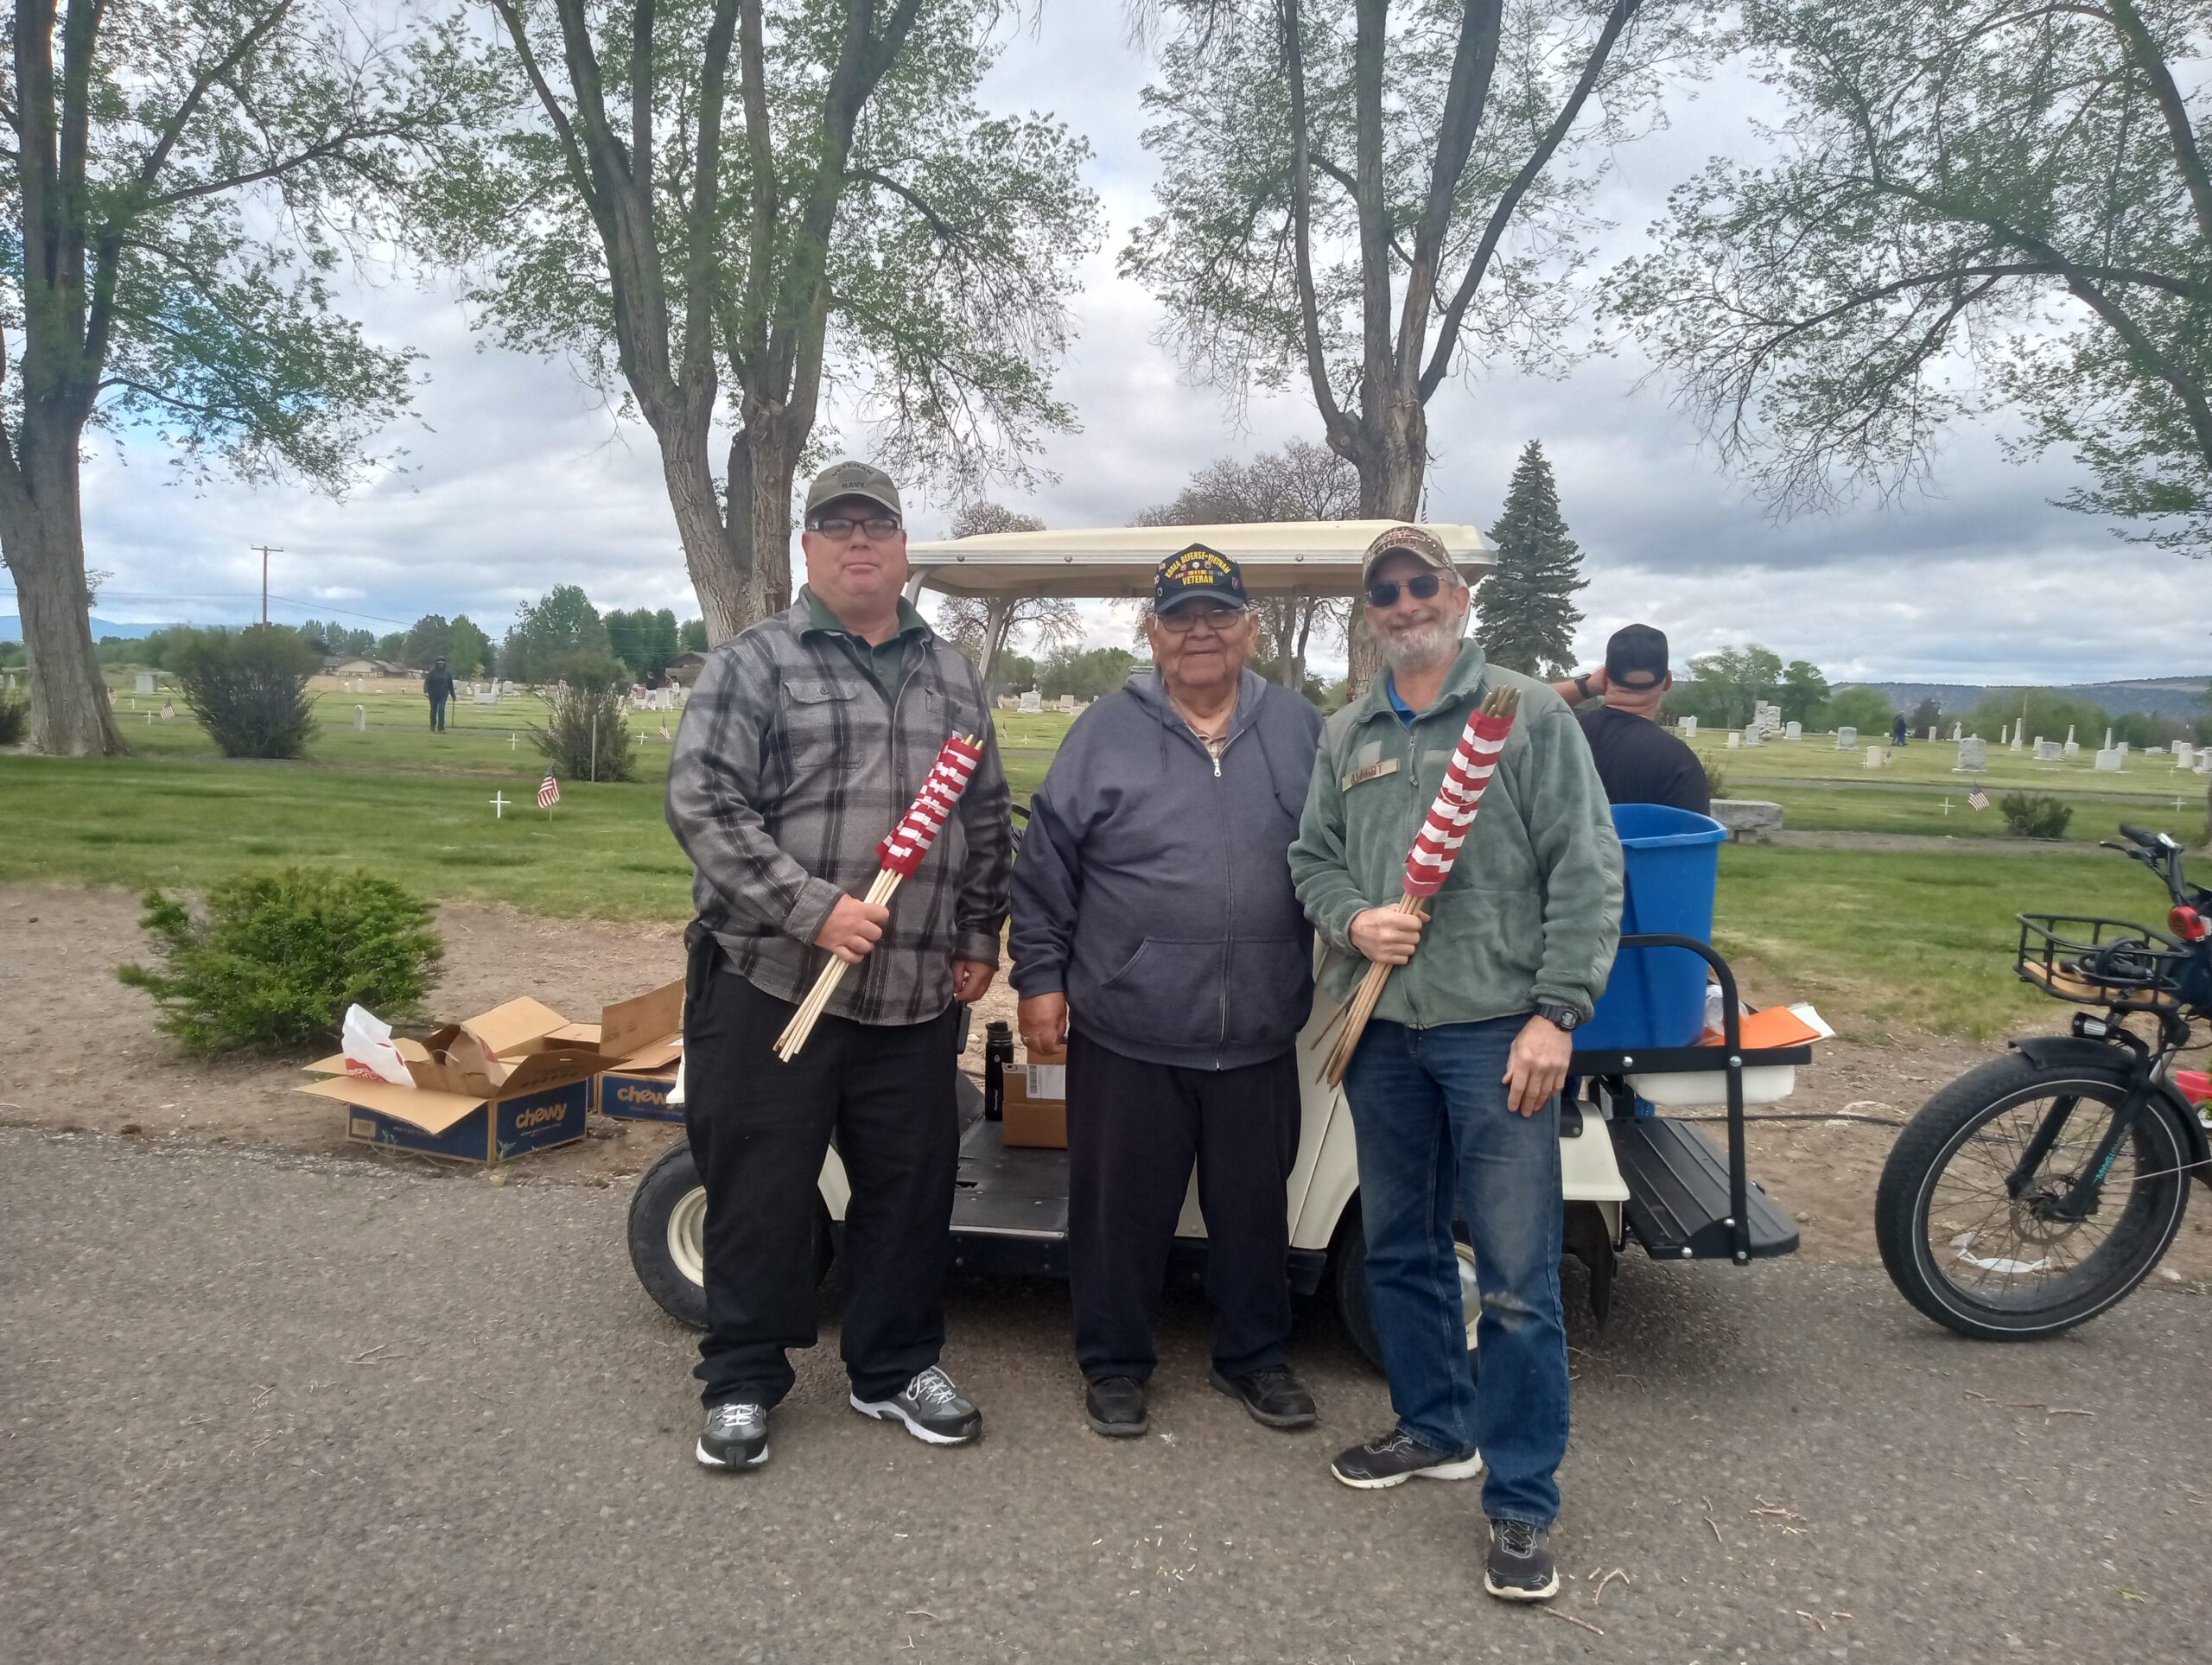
left=1604, top=623, right=1671, bottom=690
left=1360, top=524, right=1461, bottom=585
left=1153, top=543, right=1249, bottom=613
left=804, top=460, right=902, bottom=521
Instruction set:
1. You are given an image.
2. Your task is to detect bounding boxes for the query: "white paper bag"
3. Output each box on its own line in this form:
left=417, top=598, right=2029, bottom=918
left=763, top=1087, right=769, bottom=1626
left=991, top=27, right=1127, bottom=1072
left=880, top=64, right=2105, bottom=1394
left=341, top=1004, right=414, bottom=1085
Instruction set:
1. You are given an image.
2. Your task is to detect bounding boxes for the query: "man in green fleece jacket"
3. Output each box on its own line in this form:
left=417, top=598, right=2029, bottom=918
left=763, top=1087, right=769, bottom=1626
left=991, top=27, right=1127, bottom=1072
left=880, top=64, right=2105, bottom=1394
left=1289, top=525, right=1621, bottom=1605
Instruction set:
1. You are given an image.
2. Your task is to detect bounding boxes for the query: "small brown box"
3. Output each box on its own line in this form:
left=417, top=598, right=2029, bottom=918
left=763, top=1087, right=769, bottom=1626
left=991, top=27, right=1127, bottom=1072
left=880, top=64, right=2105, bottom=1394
left=1001, top=1045, right=1067, bottom=1149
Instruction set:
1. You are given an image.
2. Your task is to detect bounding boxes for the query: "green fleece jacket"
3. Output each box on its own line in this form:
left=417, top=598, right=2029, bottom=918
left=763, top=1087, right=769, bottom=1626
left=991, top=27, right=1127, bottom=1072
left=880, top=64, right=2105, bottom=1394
left=1289, top=641, right=1623, bottom=1027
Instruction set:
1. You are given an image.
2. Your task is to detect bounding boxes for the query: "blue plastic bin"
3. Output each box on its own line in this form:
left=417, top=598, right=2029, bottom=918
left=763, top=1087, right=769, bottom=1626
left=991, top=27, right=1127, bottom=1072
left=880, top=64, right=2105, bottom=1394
left=1577, top=804, right=1728, bottom=1052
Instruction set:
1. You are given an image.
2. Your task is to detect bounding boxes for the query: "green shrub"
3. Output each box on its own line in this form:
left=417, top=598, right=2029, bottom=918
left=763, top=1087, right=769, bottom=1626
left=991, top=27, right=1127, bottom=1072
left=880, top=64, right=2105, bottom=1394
left=1999, top=791, right=2073, bottom=841
left=170, top=625, right=319, bottom=758
left=0, top=690, right=26, bottom=746
left=116, top=869, right=443, bottom=1054
left=1702, top=758, right=1728, bottom=802
left=533, top=656, right=637, bottom=782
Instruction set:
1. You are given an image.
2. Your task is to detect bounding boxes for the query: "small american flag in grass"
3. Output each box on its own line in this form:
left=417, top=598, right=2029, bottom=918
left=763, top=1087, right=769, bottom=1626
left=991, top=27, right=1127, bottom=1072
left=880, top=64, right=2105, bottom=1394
left=537, top=774, right=561, bottom=809
left=1967, top=789, right=1989, bottom=810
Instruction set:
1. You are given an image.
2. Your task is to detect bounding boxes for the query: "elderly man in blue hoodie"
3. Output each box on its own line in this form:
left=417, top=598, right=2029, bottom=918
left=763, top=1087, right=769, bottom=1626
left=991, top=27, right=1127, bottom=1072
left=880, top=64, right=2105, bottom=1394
left=1009, top=545, right=1325, bottom=1439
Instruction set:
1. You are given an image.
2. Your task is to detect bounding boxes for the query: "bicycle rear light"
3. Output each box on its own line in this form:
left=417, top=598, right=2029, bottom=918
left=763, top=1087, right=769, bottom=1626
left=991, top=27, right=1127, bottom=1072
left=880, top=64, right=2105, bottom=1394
left=2171, top=905, right=2209, bottom=943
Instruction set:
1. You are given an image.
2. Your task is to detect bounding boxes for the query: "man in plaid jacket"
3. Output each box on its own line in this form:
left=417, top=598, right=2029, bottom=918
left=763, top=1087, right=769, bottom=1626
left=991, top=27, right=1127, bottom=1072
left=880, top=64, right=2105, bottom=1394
left=666, top=460, right=1011, bottom=1472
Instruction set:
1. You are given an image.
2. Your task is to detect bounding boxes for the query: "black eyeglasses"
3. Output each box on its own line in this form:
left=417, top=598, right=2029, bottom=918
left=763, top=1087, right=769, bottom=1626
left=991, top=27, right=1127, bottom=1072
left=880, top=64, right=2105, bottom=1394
left=1365, top=572, right=1446, bottom=607
left=1155, top=603, right=1243, bottom=635
left=809, top=515, right=901, bottom=542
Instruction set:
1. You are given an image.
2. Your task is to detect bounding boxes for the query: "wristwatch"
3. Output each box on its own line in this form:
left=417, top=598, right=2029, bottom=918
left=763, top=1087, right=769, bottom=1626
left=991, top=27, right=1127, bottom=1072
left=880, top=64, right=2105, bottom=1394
left=1535, top=1002, right=1580, bottom=1033
left=1572, top=673, right=1592, bottom=701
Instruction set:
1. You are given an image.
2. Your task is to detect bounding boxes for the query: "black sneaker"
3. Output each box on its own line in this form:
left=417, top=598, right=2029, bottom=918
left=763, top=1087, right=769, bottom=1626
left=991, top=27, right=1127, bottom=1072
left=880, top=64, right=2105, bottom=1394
left=1209, top=1365, right=1318, bottom=1429
left=1484, top=1518, right=1559, bottom=1602
left=850, top=1365, right=982, bottom=1446
left=1084, top=1376, right=1149, bottom=1438
left=696, top=1401, right=768, bottom=1470
left=1330, top=1427, right=1483, bottom=1490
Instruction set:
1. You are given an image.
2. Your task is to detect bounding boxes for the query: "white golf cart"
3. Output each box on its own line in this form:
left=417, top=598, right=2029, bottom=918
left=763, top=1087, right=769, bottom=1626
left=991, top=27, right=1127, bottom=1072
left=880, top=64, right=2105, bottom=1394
left=626, top=522, right=1805, bottom=1364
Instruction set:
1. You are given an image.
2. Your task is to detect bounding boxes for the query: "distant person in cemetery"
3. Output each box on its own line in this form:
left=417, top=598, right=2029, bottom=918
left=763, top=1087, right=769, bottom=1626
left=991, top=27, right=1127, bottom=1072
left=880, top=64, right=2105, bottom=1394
left=1891, top=713, right=1909, bottom=748
left=423, top=656, right=455, bottom=733
left=665, top=459, right=1011, bottom=1474
left=1549, top=625, right=1707, bottom=814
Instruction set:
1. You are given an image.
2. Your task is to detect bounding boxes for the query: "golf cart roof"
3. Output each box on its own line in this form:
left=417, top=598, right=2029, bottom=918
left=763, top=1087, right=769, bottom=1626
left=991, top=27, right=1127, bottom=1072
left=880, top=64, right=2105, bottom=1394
left=906, top=519, right=1493, bottom=600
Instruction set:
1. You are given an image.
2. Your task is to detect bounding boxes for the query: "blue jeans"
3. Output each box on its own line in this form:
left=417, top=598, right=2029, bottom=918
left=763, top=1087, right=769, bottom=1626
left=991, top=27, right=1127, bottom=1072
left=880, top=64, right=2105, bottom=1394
left=1344, top=1015, right=1569, bottom=1526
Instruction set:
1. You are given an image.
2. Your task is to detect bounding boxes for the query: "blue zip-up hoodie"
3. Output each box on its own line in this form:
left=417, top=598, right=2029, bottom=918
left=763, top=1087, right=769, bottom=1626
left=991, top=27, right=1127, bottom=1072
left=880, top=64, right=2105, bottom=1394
left=1008, top=667, right=1325, bottom=1070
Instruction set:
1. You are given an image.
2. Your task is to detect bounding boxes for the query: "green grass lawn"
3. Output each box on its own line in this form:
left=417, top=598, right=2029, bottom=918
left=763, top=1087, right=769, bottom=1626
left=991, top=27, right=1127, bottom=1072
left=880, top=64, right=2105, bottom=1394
left=4, top=699, right=2196, bottom=1039
left=1714, top=842, right=2183, bottom=1039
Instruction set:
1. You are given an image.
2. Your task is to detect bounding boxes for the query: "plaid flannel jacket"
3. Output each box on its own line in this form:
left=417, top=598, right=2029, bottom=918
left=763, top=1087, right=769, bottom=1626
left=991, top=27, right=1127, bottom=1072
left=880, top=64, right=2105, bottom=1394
left=665, top=597, right=1012, bottom=1026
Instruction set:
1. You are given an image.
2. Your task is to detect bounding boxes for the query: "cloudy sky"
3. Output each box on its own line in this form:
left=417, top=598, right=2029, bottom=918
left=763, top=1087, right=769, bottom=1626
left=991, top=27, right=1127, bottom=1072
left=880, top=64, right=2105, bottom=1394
left=32, top=7, right=2211, bottom=685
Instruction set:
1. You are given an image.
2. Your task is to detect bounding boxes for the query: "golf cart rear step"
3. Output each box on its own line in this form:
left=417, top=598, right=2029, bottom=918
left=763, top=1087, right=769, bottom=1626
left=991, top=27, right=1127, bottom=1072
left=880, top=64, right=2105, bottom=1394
left=1611, top=1117, right=1799, bottom=1260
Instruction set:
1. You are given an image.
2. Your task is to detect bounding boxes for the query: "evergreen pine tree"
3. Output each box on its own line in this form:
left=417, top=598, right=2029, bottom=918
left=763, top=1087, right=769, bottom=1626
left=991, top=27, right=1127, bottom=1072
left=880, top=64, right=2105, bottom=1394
left=1475, top=441, right=1586, bottom=676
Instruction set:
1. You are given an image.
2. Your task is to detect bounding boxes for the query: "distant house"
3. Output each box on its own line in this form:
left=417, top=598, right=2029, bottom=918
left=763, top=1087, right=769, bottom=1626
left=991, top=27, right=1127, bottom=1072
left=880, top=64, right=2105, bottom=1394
left=666, top=651, right=709, bottom=688
left=325, top=657, right=378, bottom=676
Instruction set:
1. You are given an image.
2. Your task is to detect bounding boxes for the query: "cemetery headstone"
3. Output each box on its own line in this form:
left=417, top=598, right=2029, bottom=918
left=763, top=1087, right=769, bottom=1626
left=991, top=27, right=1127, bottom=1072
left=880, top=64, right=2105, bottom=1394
left=1863, top=746, right=1884, bottom=770
left=1834, top=727, right=1859, bottom=751
left=2174, top=742, right=2196, bottom=770
left=1679, top=715, right=1698, bottom=736
left=473, top=690, right=498, bottom=705
left=2010, top=721, right=2024, bottom=749
left=1058, top=694, right=1077, bottom=714
left=2174, top=740, right=2194, bottom=759
left=2094, top=747, right=2125, bottom=772
left=1784, top=721, right=1802, bottom=741
left=2103, top=728, right=2114, bottom=751
left=2034, top=739, right=2062, bottom=763
left=1018, top=689, right=1042, bottom=715
left=1950, top=722, right=1963, bottom=742
left=1927, top=727, right=1938, bottom=742
left=355, top=705, right=366, bottom=732
left=134, top=672, right=156, bottom=696
left=1743, top=726, right=1762, bottom=747
left=1955, top=736, right=1987, bottom=773
left=1726, top=731, right=1743, bottom=749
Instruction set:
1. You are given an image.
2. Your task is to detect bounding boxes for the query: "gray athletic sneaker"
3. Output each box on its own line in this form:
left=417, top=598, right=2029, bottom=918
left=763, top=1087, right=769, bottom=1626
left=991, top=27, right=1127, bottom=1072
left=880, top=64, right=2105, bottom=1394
left=696, top=1401, right=769, bottom=1470
left=1483, top=1517, right=1560, bottom=1602
left=850, top=1365, right=983, bottom=1446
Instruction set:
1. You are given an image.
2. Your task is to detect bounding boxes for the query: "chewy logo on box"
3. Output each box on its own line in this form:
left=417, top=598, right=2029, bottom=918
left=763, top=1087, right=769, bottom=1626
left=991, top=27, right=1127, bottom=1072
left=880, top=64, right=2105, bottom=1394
left=599, top=1070, right=682, bottom=1122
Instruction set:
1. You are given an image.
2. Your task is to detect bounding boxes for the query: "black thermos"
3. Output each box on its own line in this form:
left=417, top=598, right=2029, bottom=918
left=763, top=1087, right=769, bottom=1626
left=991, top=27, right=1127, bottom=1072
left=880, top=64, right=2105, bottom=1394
left=982, top=1020, right=1013, bottom=1120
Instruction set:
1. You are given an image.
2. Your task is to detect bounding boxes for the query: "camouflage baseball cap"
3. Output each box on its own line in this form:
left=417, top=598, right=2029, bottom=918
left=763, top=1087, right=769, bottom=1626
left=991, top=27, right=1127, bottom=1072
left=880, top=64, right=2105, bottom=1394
left=804, top=460, right=902, bottom=521
left=1360, top=524, right=1461, bottom=585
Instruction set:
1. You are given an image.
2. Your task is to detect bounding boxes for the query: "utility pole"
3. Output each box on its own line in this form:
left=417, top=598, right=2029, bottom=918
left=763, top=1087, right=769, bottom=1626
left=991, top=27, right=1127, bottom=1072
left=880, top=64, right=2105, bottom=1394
left=252, top=545, right=283, bottom=625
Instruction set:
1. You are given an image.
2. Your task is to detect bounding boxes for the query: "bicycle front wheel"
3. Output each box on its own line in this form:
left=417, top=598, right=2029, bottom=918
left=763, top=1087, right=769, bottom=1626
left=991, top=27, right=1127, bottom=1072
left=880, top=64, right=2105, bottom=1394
left=1875, top=1051, right=2192, bottom=1339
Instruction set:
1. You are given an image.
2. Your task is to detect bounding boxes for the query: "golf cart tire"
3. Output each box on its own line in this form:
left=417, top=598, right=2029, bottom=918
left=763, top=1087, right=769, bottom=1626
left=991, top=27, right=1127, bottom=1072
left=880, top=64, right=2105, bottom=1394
left=626, top=1139, right=833, bottom=1330
left=1332, top=1201, right=1479, bottom=1373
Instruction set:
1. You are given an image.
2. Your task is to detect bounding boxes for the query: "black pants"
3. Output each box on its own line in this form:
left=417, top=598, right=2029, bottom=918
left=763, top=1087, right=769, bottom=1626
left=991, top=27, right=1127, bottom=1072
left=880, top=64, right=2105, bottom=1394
left=1066, top=1030, right=1301, bottom=1382
left=683, top=950, right=959, bottom=1408
left=428, top=696, right=447, bottom=732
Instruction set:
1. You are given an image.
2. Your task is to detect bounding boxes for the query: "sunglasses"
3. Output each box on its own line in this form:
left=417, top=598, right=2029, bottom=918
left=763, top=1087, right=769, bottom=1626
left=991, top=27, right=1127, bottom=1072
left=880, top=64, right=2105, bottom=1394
left=1365, top=571, right=1446, bottom=607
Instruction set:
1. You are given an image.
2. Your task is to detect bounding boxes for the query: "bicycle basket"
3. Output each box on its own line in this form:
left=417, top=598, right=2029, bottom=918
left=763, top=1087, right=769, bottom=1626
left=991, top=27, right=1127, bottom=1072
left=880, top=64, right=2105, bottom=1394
left=2015, top=914, right=2185, bottom=1005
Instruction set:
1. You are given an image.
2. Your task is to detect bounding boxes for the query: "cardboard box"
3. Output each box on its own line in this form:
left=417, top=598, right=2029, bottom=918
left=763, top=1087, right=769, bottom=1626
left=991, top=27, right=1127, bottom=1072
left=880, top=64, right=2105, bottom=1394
left=1001, top=1045, right=1067, bottom=1150
left=299, top=995, right=614, bottom=1165
left=588, top=981, right=686, bottom=1122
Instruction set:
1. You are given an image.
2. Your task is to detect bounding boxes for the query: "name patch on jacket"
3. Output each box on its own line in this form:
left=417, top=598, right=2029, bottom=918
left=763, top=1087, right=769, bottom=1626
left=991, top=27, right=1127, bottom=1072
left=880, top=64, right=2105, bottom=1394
left=1342, top=755, right=1401, bottom=791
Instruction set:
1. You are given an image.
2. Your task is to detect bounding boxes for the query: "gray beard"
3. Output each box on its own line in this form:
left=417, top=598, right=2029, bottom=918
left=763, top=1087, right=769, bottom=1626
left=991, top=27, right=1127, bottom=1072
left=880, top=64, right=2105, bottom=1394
left=1378, top=619, right=1462, bottom=672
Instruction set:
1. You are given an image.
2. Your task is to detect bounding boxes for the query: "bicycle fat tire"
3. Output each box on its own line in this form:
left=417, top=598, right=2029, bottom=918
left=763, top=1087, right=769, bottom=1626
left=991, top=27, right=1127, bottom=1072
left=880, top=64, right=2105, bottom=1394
left=1875, top=1051, right=2191, bottom=1340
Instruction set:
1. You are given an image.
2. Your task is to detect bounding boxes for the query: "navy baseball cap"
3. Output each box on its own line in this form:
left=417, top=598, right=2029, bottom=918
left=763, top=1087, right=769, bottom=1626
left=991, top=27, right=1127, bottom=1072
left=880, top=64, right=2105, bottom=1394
left=1153, top=543, right=1249, bottom=613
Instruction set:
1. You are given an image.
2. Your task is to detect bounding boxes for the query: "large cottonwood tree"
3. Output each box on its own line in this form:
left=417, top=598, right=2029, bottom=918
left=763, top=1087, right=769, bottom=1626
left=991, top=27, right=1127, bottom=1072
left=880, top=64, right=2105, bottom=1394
left=435, top=0, right=1099, bottom=642
left=1611, top=0, right=2212, bottom=553
left=1, top=0, right=482, bottom=755
left=1122, top=0, right=1714, bottom=524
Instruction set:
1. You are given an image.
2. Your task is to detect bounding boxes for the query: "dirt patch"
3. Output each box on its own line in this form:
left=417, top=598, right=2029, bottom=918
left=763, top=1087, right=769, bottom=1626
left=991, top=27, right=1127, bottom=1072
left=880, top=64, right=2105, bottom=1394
left=3, top=880, right=2203, bottom=1282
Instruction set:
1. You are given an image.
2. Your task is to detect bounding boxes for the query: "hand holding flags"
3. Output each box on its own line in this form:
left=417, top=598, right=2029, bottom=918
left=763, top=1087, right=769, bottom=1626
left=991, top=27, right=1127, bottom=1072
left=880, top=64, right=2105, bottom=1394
left=1319, top=686, right=1520, bottom=1085
left=772, top=734, right=985, bottom=1061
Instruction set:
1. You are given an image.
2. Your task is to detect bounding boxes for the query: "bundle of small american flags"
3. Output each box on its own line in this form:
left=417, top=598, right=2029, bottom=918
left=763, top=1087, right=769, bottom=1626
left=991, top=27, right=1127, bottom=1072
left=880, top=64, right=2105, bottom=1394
left=1319, top=685, right=1520, bottom=1085
left=772, top=734, right=985, bottom=1061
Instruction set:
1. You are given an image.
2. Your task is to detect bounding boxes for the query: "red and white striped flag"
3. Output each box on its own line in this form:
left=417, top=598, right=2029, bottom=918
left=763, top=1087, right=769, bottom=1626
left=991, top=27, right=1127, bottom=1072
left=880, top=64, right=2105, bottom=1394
left=659, top=722, right=671, bottom=741
left=537, top=774, right=561, bottom=810
left=877, top=736, right=986, bottom=876
left=1404, top=704, right=1514, bottom=895
left=1967, top=789, right=1989, bottom=810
